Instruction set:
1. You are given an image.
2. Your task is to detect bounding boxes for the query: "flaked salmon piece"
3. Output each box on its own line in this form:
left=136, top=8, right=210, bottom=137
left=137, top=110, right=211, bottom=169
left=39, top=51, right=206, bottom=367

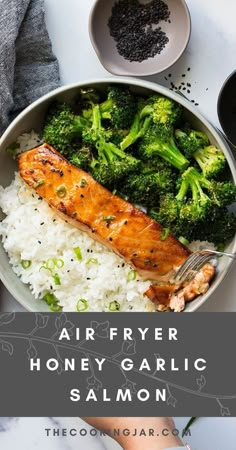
left=18, top=143, right=190, bottom=282
left=145, top=263, right=215, bottom=311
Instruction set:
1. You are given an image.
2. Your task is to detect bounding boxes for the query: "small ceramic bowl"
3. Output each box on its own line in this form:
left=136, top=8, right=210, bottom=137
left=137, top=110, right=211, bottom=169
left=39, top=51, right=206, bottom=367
left=89, top=0, right=191, bottom=76
left=218, top=70, right=236, bottom=147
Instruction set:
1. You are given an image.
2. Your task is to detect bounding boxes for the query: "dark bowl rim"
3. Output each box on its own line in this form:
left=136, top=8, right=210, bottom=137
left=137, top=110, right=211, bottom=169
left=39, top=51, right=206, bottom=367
left=217, top=69, right=236, bottom=146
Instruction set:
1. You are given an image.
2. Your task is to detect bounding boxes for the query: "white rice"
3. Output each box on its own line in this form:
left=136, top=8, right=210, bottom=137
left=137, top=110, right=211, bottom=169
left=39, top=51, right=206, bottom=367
left=0, top=132, right=216, bottom=312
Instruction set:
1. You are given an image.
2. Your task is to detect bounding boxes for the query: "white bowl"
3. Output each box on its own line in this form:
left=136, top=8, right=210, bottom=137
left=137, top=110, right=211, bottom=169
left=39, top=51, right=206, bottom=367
left=0, top=77, right=236, bottom=312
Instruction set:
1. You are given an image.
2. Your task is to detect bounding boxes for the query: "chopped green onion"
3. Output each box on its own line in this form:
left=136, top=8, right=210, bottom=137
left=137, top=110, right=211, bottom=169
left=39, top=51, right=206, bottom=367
left=43, top=293, right=57, bottom=306
left=101, top=215, right=116, bottom=226
left=50, top=304, right=62, bottom=312
left=86, top=258, right=98, bottom=265
left=43, top=293, right=62, bottom=311
left=144, top=259, right=152, bottom=265
left=54, top=259, right=64, bottom=269
left=160, top=228, right=170, bottom=241
left=33, top=180, right=45, bottom=189
left=53, top=273, right=61, bottom=285
left=45, top=258, right=56, bottom=270
left=76, top=299, right=88, bottom=312
left=56, top=185, right=67, bottom=198
left=109, top=301, right=120, bottom=312
left=127, top=270, right=136, bottom=281
left=73, top=247, right=82, bottom=261
left=21, top=260, right=32, bottom=269
left=178, top=236, right=190, bottom=246
left=80, top=178, right=87, bottom=188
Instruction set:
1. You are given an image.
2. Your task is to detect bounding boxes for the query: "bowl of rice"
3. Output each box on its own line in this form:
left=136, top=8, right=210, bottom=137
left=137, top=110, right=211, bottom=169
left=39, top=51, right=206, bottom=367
left=0, top=77, right=236, bottom=313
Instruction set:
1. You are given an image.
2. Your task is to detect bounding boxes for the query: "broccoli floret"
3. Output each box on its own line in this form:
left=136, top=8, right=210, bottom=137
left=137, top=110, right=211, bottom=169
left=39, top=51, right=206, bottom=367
left=82, top=104, right=113, bottom=146
left=137, top=123, right=189, bottom=171
left=176, top=167, right=212, bottom=222
left=174, top=167, right=236, bottom=221
left=191, top=207, right=236, bottom=245
left=121, top=167, right=175, bottom=207
left=91, top=155, right=140, bottom=188
left=79, top=88, right=101, bottom=120
left=175, top=128, right=209, bottom=158
left=42, top=102, right=89, bottom=155
left=100, top=86, right=137, bottom=129
left=193, top=145, right=226, bottom=178
left=68, top=146, right=93, bottom=171
left=119, top=95, right=182, bottom=152
left=140, top=95, right=182, bottom=126
left=150, top=194, right=178, bottom=226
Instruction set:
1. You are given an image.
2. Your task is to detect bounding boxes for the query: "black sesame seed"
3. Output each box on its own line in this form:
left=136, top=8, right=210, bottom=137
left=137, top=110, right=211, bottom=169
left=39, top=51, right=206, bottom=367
left=71, top=259, right=74, bottom=262
left=67, top=270, right=70, bottom=273
left=53, top=219, right=56, bottom=223
left=108, top=0, right=171, bottom=62
left=40, top=222, right=44, bottom=226
left=109, top=237, right=113, bottom=241
left=183, top=87, right=186, bottom=91
left=182, top=74, right=186, bottom=77
left=187, top=67, right=191, bottom=71
left=195, top=103, right=199, bottom=106
left=122, top=263, right=125, bottom=267
left=187, top=83, right=191, bottom=87
left=80, top=194, right=84, bottom=198
left=87, top=278, right=91, bottom=280
left=38, top=241, right=41, bottom=244
left=168, top=73, right=172, bottom=77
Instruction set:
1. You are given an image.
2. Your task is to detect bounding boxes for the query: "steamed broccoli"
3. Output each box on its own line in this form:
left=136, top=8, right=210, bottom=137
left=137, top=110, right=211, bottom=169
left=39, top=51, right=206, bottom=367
left=191, top=207, right=236, bottom=245
left=193, top=145, right=226, bottom=178
left=100, top=86, right=137, bottom=129
left=150, top=166, right=236, bottom=244
left=68, top=146, right=93, bottom=171
left=119, top=95, right=182, bottom=152
left=137, top=123, right=189, bottom=171
left=140, top=95, right=182, bottom=126
left=121, top=167, right=175, bottom=207
left=42, top=102, right=89, bottom=155
left=175, top=128, right=209, bottom=158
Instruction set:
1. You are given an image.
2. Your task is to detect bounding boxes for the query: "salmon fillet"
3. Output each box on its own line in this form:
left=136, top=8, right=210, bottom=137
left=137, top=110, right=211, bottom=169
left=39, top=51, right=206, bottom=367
left=18, top=143, right=190, bottom=283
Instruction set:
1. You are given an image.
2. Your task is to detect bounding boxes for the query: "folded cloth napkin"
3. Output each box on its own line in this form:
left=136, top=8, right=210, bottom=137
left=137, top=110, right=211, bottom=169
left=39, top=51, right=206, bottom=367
left=0, top=0, right=60, bottom=135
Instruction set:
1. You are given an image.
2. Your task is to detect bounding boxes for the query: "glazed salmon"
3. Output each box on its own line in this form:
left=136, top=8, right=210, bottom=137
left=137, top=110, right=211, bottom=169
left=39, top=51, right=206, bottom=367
left=18, top=143, right=190, bottom=283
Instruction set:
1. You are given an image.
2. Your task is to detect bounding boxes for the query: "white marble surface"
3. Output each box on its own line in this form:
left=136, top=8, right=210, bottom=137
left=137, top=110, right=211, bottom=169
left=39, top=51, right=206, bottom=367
left=1, top=0, right=236, bottom=448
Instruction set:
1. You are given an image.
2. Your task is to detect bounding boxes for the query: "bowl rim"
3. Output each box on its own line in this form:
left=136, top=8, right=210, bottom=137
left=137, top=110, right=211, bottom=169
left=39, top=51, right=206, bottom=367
left=217, top=69, right=236, bottom=147
left=1, top=76, right=236, bottom=312
left=88, top=0, right=192, bottom=76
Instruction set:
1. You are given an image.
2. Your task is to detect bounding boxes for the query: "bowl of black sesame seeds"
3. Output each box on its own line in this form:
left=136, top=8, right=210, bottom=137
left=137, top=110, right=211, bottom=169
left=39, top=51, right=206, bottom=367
left=89, top=0, right=191, bottom=76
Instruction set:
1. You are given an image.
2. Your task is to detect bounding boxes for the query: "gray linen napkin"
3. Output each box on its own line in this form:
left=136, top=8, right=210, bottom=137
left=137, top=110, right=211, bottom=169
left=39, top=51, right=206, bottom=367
left=0, top=0, right=60, bottom=135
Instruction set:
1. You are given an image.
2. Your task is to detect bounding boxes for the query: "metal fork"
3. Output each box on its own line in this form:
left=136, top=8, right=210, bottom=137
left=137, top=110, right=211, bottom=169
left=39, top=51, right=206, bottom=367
left=174, top=249, right=236, bottom=283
